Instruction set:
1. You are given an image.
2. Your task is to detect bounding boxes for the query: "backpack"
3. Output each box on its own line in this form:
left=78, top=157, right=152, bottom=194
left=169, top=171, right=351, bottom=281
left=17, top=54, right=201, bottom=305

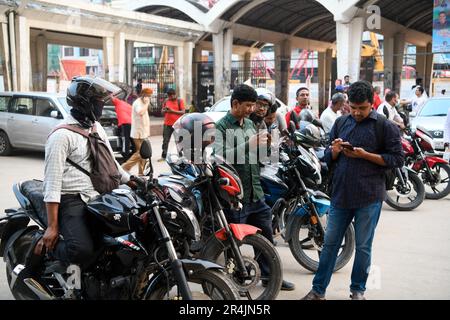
left=50, top=124, right=121, bottom=194
left=328, top=114, right=396, bottom=192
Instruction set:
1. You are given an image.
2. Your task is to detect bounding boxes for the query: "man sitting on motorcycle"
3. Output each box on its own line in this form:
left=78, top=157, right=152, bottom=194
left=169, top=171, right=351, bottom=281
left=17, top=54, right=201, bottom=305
left=35, top=77, right=131, bottom=273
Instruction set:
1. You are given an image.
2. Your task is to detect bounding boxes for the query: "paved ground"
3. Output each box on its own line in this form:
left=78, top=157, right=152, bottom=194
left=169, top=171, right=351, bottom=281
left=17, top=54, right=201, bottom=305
left=1, top=135, right=449, bottom=300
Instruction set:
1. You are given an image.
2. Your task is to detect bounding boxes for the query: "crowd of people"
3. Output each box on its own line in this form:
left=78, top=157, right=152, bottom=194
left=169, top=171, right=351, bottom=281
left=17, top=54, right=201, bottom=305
left=35, top=73, right=449, bottom=300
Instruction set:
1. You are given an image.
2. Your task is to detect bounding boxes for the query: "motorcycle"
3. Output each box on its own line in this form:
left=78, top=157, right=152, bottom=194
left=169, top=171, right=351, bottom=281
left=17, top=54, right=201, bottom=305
left=0, top=141, right=239, bottom=300
left=157, top=150, right=283, bottom=300
left=261, top=124, right=355, bottom=273
left=403, top=125, right=450, bottom=200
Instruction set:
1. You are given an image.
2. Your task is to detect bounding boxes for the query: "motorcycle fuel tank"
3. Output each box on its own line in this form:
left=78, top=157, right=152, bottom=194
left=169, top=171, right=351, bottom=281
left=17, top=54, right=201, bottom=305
left=87, top=189, right=146, bottom=236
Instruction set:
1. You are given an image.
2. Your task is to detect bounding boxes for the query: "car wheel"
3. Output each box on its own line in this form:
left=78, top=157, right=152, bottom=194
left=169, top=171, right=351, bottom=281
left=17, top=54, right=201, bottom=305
left=0, top=131, right=13, bottom=156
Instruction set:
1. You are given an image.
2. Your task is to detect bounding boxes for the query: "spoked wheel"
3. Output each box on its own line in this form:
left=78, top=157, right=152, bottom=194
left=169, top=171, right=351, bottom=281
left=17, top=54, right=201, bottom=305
left=146, top=269, right=240, bottom=300
left=201, top=233, right=282, bottom=300
left=385, top=172, right=425, bottom=211
left=421, top=164, right=450, bottom=200
left=288, top=215, right=355, bottom=273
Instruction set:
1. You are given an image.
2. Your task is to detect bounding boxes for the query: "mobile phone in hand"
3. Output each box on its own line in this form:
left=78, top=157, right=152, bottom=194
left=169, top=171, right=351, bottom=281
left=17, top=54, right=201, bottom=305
left=341, top=143, right=354, bottom=151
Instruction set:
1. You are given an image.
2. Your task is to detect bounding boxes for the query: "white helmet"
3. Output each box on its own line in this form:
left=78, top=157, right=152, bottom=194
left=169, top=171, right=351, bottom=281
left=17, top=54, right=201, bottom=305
left=255, top=88, right=276, bottom=107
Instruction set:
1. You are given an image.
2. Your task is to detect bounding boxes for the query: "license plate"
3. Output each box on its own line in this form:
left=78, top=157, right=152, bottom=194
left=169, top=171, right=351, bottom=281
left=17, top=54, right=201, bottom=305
left=435, top=141, right=444, bottom=150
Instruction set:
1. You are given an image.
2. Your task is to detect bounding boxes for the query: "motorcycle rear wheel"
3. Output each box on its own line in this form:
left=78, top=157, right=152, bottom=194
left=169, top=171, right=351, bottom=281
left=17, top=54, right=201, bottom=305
left=422, top=163, right=450, bottom=200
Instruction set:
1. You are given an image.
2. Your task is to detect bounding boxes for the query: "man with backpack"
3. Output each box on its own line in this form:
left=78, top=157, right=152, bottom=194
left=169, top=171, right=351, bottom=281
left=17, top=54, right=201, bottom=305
left=377, top=91, right=405, bottom=130
left=301, top=81, right=404, bottom=300
left=159, top=88, right=185, bottom=162
left=38, top=76, right=132, bottom=270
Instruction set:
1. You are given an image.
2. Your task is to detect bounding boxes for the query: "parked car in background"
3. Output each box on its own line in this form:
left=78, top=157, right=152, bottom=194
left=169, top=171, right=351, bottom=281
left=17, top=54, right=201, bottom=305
left=0, top=92, right=121, bottom=156
left=204, top=95, right=289, bottom=123
left=410, top=97, right=450, bottom=155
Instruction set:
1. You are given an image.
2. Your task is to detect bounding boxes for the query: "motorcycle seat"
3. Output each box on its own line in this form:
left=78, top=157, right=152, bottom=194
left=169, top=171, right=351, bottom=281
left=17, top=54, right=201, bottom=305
left=19, top=180, right=47, bottom=227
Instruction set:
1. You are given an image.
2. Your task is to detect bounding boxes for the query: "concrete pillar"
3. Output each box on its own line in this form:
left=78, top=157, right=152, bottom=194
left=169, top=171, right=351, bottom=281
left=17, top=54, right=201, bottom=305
left=103, top=36, right=114, bottom=81
left=33, top=34, right=47, bottom=91
left=417, top=43, right=433, bottom=95
left=212, top=32, right=224, bottom=101
left=175, top=45, right=185, bottom=102
left=114, top=32, right=126, bottom=83
left=223, top=28, right=233, bottom=96
left=15, top=16, right=31, bottom=91
left=192, top=44, right=203, bottom=108
left=243, top=51, right=252, bottom=83
left=275, top=39, right=291, bottom=105
left=393, top=33, right=405, bottom=95
left=0, top=23, right=12, bottom=91
left=318, top=48, right=333, bottom=113
left=125, top=40, right=134, bottom=85
left=336, top=17, right=364, bottom=82
left=183, top=41, right=194, bottom=106
left=383, top=37, right=394, bottom=91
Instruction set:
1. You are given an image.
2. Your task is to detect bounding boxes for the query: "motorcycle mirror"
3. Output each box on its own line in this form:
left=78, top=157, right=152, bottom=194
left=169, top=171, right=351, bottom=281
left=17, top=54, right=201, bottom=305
left=290, top=111, right=300, bottom=127
left=289, top=121, right=296, bottom=134
left=140, top=139, right=152, bottom=159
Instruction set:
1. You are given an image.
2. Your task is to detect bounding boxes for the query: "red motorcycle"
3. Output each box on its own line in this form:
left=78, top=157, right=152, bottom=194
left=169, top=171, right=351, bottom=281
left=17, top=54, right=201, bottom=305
left=403, top=125, right=450, bottom=200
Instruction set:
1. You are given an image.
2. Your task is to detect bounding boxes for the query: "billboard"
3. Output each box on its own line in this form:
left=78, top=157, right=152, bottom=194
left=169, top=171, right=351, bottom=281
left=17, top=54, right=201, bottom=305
left=433, top=0, right=450, bottom=53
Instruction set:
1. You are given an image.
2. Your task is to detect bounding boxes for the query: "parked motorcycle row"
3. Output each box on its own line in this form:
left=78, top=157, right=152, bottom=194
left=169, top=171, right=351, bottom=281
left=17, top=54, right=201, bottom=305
left=0, top=110, right=448, bottom=301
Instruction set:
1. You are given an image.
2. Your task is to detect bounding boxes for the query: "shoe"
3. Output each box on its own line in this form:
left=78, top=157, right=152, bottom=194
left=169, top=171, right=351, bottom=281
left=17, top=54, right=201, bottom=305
left=262, top=279, right=296, bottom=291
left=301, top=290, right=326, bottom=300
left=350, top=292, right=366, bottom=300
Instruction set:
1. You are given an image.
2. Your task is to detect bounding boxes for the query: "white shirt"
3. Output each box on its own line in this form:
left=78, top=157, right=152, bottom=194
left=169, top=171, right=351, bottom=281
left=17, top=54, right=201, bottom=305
left=320, top=107, right=340, bottom=134
left=377, top=102, right=403, bottom=124
left=411, top=95, right=428, bottom=113
left=130, top=98, right=150, bottom=139
left=44, top=115, right=130, bottom=203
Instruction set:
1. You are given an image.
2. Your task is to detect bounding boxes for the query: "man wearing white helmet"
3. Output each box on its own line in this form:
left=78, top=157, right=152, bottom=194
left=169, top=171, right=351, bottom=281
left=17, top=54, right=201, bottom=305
left=249, top=88, right=276, bottom=130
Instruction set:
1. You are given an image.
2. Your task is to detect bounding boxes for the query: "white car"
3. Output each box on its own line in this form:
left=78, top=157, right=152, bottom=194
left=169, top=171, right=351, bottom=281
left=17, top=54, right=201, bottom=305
left=204, top=96, right=289, bottom=123
left=410, top=97, right=450, bottom=154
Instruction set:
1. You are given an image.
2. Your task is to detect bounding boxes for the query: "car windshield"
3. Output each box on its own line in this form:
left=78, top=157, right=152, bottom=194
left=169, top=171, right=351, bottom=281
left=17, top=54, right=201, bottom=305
left=418, top=100, right=450, bottom=117
left=210, top=98, right=231, bottom=112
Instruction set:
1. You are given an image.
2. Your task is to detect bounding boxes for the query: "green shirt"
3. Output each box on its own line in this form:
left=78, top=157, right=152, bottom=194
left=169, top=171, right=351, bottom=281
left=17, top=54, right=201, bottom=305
left=215, top=112, right=265, bottom=204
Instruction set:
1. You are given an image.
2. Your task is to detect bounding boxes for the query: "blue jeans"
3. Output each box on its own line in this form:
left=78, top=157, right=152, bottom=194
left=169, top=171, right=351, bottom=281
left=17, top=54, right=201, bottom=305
left=225, top=199, right=274, bottom=276
left=312, top=201, right=382, bottom=296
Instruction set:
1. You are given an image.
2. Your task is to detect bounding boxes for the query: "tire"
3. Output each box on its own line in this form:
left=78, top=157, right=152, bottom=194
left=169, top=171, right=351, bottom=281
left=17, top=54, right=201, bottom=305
left=0, top=131, right=13, bottom=156
left=288, top=215, right=355, bottom=273
left=385, top=171, right=425, bottom=211
left=5, top=231, right=38, bottom=300
left=200, top=233, right=282, bottom=300
left=423, top=164, right=450, bottom=200
left=146, top=269, right=240, bottom=300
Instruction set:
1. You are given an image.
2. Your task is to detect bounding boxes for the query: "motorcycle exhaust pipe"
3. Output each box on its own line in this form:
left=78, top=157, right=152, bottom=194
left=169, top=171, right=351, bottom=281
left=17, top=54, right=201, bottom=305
left=23, top=278, right=54, bottom=300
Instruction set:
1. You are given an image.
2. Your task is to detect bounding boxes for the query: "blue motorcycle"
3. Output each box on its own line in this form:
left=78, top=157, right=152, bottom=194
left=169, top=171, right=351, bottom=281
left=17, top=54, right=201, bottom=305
left=261, top=126, right=355, bottom=273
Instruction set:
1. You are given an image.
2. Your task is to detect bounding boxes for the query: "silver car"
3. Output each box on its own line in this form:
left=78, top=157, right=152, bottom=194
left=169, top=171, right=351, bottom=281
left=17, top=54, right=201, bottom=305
left=410, top=97, right=450, bottom=154
left=0, top=92, right=121, bottom=156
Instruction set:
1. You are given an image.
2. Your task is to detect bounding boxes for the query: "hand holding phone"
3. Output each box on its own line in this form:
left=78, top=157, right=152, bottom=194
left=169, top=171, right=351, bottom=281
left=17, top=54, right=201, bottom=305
left=341, top=142, right=355, bottom=151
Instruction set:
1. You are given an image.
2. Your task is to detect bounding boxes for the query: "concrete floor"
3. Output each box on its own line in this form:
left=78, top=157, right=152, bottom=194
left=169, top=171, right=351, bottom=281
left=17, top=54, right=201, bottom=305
left=1, top=135, right=449, bottom=300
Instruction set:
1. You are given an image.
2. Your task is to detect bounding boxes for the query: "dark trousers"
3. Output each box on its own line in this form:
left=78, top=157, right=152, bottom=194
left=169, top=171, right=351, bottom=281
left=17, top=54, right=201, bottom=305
left=119, top=124, right=133, bottom=160
left=162, top=124, right=174, bottom=159
left=51, top=195, right=95, bottom=269
left=225, top=199, right=274, bottom=277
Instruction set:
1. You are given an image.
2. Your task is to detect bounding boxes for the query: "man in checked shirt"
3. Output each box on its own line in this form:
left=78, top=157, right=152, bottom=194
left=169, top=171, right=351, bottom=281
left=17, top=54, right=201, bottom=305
left=302, top=81, right=404, bottom=301
left=34, top=77, right=131, bottom=271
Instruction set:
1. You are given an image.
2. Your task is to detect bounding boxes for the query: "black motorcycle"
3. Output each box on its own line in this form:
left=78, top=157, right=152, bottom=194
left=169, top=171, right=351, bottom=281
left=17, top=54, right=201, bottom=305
left=156, top=151, right=283, bottom=300
left=0, top=142, right=239, bottom=300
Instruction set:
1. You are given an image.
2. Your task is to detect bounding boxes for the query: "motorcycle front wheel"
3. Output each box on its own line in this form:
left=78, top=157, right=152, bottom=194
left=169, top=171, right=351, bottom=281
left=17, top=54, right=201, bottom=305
left=288, top=215, right=355, bottom=273
left=146, top=269, right=240, bottom=300
left=200, top=233, right=282, bottom=300
left=385, top=171, right=425, bottom=211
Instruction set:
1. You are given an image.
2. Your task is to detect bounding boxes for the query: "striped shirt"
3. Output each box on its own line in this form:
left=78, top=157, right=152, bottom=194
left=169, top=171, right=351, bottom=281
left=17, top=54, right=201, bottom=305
left=44, top=115, right=130, bottom=203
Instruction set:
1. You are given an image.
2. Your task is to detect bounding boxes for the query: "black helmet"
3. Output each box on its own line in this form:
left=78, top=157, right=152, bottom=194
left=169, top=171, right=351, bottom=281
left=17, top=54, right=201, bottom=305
left=67, top=76, right=122, bottom=123
left=173, top=113, right=216, bottom=162
left=295, top=123, right=322, bottom=148
left=255, top=88, right=276, bottom=107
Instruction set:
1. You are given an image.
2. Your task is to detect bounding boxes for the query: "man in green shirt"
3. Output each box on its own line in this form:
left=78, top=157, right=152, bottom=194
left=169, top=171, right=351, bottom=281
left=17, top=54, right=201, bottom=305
left=215, top=84, right=295, bottom=291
